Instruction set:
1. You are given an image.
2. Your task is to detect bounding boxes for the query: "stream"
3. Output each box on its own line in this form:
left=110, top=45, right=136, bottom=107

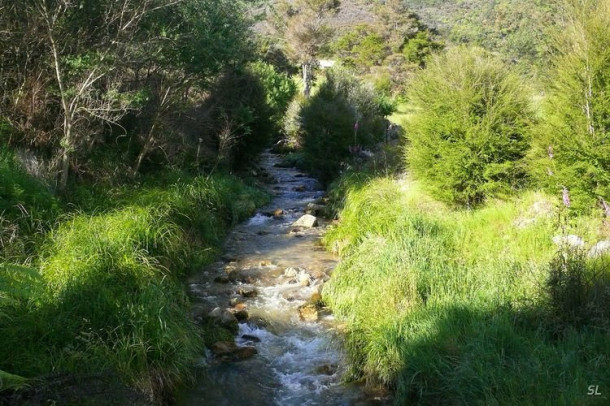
left=177, top=152, right=391, bottom=406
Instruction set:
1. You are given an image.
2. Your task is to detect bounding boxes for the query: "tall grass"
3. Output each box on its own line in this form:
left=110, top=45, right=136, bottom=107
left=0, top=166, right=268, bottom=400
left=0, top=147, right=59, bottom=261
left=323, top=175, right=610, bottom=405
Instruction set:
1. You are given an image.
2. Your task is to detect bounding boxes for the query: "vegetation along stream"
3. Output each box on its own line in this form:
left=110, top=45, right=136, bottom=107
left=177, top=152, right=391, bottom=406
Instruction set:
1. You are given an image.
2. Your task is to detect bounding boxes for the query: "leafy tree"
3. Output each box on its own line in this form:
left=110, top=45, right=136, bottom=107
left=406, top=46, right=535, bottom=206
left=128, top=0, right=253, bottom=176
left=248, top=61, right=297, bottom=136
left=274, top=0, right=339, bottom=97
left=402, top=30, right=443, bottom=67
left=333, top=25, right=389, bottom=70
left=529, top=0, right=610, bottom=211
left=32, top=0, right=160, bottom=191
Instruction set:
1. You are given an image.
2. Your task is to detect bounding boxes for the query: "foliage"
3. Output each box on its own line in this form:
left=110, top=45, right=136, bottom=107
left=248, top=61, right=298, bottom=136
left=197, top=69, right=274, bottom=168
left=529, top=0, right=610, bottom=212
left=298, top=69, right=386, bottom=184
left=405, top=0, right=556, bottom=72
left=406, top=46, right=535, bottom=206
left=323, top=174, right=609, bottom=405
left=401, top=30, right=443, bottom=67
left=0, top=0, right=256, bottom=185
left=333, top=25, right=389, bottom=69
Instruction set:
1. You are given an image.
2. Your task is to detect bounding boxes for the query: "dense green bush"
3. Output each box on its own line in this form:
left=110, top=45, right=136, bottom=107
left=299, top=69, right=386, bottom=184
left=199, top=69, right=275, bottom=169
left=401, top=30, right=443, bottom=67
left=406, top=46, right=535, bottom=206
left=248, top=61, right=297, bottom=136
left=529, top=0, right=610, bottom=212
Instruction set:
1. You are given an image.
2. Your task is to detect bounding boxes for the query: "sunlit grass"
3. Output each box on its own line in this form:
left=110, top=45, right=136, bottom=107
left=323, top=174, right=610, bottom=405
left=0, top=168, right=269, bottom=399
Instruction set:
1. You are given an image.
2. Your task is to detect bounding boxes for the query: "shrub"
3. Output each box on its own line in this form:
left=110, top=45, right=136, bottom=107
left=299, top=69, right=386, bottom=184
left=401, top=30, right=443, bottom=67
left=199, top=69, right=274, bottom=168
left=529, top=0, right=610, bottom=212
left=248, top=61, right=297, bottom=137
left=406, top=46, right=535, bottom=206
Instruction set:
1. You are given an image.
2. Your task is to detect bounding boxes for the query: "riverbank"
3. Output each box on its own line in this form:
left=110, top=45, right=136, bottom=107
left=0, top=158, right=269, bottom=404
left=322, top=173, right=610, bottom=405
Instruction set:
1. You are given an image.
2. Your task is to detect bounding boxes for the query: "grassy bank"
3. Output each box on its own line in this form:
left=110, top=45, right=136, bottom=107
left=0, top=149, right=268, bottom=401
left=323, top=174, right=609, bottom=405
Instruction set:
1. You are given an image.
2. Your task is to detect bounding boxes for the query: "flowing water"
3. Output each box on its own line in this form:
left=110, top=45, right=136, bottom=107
left=177, top=152, right=391, bottom=406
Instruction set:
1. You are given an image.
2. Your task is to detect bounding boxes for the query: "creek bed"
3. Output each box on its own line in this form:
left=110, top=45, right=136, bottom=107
left=177, top=152, right=391, bottom=406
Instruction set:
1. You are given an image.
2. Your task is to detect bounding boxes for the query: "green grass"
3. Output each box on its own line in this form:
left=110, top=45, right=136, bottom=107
left=0, top=147, right=59, bottom=261
left=0, top=156, right=269, bottom=400
left=323, top=174, right=610, bottom=405
left=387, top=102, right=418, bottom=129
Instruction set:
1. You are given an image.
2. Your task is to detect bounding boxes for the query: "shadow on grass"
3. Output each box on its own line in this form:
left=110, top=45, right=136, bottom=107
left=378, top=305, right=610, bottom=405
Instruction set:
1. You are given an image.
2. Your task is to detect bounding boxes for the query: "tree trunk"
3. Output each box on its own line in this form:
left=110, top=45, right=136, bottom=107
left=302, top=62, right=311, bottom=98
left=132, top=121, right=158, bottom=177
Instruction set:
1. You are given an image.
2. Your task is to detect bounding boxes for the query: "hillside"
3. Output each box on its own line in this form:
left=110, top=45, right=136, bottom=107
left=257, top=0, right=555, bottom=70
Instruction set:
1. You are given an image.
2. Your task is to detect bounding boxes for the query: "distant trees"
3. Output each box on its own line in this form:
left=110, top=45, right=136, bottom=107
left=331, top=1, right=441, bottom=94
left=275, top=0, right=339, bottom=97
left=406, top=47, right=534, bottom=206
left=530, top=0, right=610, bottom=211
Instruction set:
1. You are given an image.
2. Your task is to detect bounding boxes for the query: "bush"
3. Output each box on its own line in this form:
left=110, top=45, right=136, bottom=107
left=406, top=46, right=535, bottom=206
left=199, top=69, right=274, bottom=169
left=248, top=61, right=297, bottom=137
left=529, top=0, right=610, bottom=212
left=299, top=69, right=386, bottom=184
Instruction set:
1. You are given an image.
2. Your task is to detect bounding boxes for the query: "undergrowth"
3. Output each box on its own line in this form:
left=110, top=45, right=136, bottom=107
left=323, top=174, right=610, bottom=405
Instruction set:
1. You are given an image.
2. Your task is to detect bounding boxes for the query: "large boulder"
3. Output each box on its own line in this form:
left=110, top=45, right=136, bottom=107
left=208, top=307, right=239, bottom=333
left=292, top=214, right=318, bottom=228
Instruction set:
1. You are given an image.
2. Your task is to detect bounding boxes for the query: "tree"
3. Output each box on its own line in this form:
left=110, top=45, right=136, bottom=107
left=0, top=0, right=255, bottom=183
left=529, top=0, right=610, bottom=211
left=128, top=0, right=253, bottom=176
left=33, top=0, right=161, bottom=191
left=406, top=46, right=535, bottom=206
left=275, top=0, right=339, bottom=97
left=333, top=24, right=390, bottom=70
